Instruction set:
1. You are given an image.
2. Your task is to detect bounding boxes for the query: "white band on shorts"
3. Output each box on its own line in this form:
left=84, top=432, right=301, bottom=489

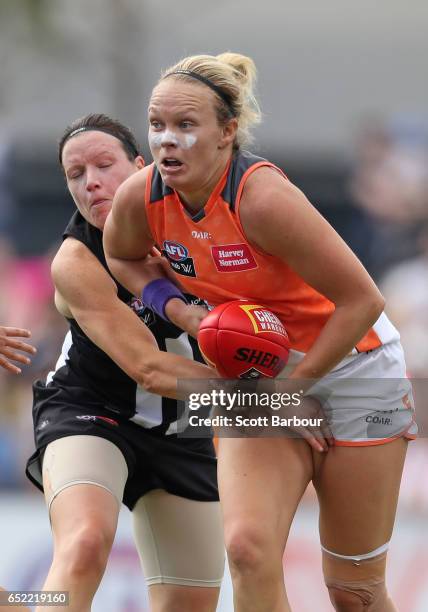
left=321, top=541, right=390, bottom=563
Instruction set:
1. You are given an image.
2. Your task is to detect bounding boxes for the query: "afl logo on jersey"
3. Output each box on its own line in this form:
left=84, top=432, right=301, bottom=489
left=162, top=240, right=197, bottom=277
left=163, top=241, right=188, bottom=261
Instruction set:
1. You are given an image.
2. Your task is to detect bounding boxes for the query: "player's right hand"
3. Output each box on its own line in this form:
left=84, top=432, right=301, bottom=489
left=0, top=326, right=37, bottom=374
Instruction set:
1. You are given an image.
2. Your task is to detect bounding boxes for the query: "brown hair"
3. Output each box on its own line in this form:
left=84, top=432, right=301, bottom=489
left=59, top=113, right=141, bottom=165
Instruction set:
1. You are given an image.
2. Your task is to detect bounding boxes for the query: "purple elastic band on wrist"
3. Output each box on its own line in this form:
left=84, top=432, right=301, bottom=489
left=142, top=278, right=187, bottom=321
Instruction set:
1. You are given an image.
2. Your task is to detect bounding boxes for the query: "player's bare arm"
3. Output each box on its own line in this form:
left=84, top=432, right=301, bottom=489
left=103, top=166, right=156, bottom=295
left=104, top=167, right=210, bottom=336
left=240, top=166, right=385, bottom=381
left=52, top=238, right=217, bottom=398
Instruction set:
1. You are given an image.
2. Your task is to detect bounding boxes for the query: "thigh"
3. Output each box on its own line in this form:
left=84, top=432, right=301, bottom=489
left=43, top=435, right=128, bottom=543
left=148, top=584, right=219, bottom=612
left=132, top=489, right=224, bottom=588
left=43, top=435, right=128, bottom=513
left=218, top=437, right=314, bottom=550
left=313, top=438, right=408, bottom=554
left=48, top=484, right=121, bottom=554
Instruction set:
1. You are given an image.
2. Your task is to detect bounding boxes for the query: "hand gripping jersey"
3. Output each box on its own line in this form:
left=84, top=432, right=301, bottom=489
left=44, top=210, right=206, bottom=433
left=145, top=150, right=399, bottom=356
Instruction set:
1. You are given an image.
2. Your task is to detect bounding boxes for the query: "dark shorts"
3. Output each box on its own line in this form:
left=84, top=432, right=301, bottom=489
left=26, top=380, right=219, bottom=511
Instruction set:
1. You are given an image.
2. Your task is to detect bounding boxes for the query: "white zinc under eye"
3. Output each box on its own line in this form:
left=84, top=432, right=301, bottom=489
left=149, top=130, right=197, bottom=150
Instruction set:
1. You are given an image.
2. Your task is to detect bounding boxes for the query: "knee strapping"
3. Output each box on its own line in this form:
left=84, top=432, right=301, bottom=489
left=322, top=545, right=395, bottom=611
left=325, top=576, right=389, bottom=611
left=321, top=541, right=389, bottom=564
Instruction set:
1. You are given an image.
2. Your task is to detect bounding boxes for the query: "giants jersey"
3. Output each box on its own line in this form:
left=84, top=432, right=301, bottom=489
left=145, top=151, right=399, bottom=354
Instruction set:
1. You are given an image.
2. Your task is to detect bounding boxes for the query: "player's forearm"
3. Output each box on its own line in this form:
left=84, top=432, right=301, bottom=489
left=288, top=296, right=385, bottom=383
left=105, top=254, right=155, bottom=298
left=77, top=312, right=217, bottom=400
left=134, top=352, right=218, bottom=400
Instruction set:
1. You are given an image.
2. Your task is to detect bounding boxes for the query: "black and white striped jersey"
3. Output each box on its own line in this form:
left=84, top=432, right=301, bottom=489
left=45, top=210, right=205, bottom=434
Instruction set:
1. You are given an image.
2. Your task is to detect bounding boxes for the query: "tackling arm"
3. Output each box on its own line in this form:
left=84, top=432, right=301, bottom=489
left=103, top=167, right=207, bottom=335
left=52, top=239, right=216, bottom=399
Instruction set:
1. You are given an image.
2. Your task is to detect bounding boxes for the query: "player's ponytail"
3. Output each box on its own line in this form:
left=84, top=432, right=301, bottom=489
left=216, top=52, right=261, bottom=148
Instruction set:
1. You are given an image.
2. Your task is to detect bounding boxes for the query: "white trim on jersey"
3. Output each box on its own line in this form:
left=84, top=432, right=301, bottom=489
left=372, top=311, right=400, bottom=344
left=132, top=387, right=163, bottom=429
left=46, top=330, right=198, bottom=434
left=348, top=312, right=400, bottom=355
left=46, top=331, right=73, bottom=385
left=131, top=332, right=196, bottom=434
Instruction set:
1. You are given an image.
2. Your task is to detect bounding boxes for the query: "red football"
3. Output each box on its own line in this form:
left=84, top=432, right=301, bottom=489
left=198, top=300, right=290, bottom=378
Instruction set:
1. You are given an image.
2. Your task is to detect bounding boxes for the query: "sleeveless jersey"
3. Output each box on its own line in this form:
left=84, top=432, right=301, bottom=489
left=46, top=210, right=205, bottom=433
left=145, top=150, right=399, bottom=354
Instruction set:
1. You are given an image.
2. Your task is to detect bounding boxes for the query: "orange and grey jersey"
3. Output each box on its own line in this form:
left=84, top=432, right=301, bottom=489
left=145, top=150, right=399, bottom=354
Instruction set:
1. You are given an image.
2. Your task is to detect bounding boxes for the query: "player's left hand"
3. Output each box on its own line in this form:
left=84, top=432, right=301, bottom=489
left=0, top=326, right=37, bottom=374
left=241, top=378, right=334, bottom=451
left=284, top=394, right=333, bottom=452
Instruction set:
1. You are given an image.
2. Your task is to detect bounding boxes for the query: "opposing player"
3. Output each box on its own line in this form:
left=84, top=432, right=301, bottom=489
left=1, top=328, right=35, bottom=612
left=104, top=54, right=415, bottom=611
left=25, top=114, right=224, bottom=612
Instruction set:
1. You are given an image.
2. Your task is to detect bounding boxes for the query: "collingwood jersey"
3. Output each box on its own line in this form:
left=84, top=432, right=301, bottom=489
left=45, top=210, right=205, bottom=434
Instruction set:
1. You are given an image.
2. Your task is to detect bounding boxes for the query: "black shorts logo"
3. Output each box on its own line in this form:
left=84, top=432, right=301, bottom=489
left=76, top=415, right=119, bottom=426
left=36, top=419, right=50, bottom=432
left=162, top=240, right=196, bottom=277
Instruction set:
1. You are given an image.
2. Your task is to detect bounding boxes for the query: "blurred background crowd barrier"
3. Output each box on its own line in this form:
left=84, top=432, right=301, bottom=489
left=0, top=1, right=427, bottom=610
